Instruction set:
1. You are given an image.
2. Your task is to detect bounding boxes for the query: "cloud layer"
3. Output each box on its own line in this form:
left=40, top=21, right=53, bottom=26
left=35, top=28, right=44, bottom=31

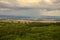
left=0, top=0, right=60, bottom=8
left=40, top=10, right=60, bottom=16
left=0, top=0, right=60, bottom=17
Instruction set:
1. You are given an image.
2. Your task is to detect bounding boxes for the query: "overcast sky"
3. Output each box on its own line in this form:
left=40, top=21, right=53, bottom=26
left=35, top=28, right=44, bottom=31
left=0, top=0, right=60, bottom=17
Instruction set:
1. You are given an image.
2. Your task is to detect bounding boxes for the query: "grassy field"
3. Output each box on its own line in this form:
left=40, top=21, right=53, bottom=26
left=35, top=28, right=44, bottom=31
left=0, top=21, right=60, bottom=40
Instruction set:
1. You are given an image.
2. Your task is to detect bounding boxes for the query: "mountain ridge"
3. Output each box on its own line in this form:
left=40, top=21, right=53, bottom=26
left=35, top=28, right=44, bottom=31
left=0, top=15, right=60, bottom=19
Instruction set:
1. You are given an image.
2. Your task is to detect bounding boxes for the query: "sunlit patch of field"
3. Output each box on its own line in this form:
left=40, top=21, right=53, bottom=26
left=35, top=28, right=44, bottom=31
left=0, top=19, right=60, bottom=23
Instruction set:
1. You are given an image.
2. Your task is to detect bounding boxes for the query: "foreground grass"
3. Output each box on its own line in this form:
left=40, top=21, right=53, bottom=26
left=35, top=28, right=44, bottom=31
left=0, top=22, right=60, bottom=40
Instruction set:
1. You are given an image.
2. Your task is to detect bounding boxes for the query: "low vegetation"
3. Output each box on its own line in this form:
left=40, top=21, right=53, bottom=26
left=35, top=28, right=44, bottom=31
left=0, top=21, right=60, bottom=40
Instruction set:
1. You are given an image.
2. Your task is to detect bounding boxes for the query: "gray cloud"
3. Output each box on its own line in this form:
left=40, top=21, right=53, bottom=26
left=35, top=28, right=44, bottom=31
left=0, top=0, right=60, bottom=17
left=39, top=9, right=60, bottom=16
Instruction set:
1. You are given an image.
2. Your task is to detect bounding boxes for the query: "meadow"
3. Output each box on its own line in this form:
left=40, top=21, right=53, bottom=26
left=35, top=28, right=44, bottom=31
left=0, top=21, right=60, bottom=40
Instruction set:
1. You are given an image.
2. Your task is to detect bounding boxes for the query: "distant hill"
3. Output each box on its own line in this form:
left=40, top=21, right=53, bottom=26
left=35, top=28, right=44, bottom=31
left=0, top=15, right=60, bottom=20
left=0, top=15, right=31, bottom=19
left=40, top=16, right=60, bottom=19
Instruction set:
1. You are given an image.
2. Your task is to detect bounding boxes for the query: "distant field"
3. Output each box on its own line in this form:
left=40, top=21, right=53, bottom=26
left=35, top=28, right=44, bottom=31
left=0, top=20, right=60, bottom=40
left=0, top=19, right=60, bottom=23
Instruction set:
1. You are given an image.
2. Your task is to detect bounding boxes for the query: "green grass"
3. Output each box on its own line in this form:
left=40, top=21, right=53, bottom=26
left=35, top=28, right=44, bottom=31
left=0, top=22, right=60, bottom=40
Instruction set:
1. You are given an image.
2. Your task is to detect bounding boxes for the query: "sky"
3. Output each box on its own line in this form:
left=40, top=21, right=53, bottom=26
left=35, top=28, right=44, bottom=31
left=0, top=0, right=60, bottom=17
